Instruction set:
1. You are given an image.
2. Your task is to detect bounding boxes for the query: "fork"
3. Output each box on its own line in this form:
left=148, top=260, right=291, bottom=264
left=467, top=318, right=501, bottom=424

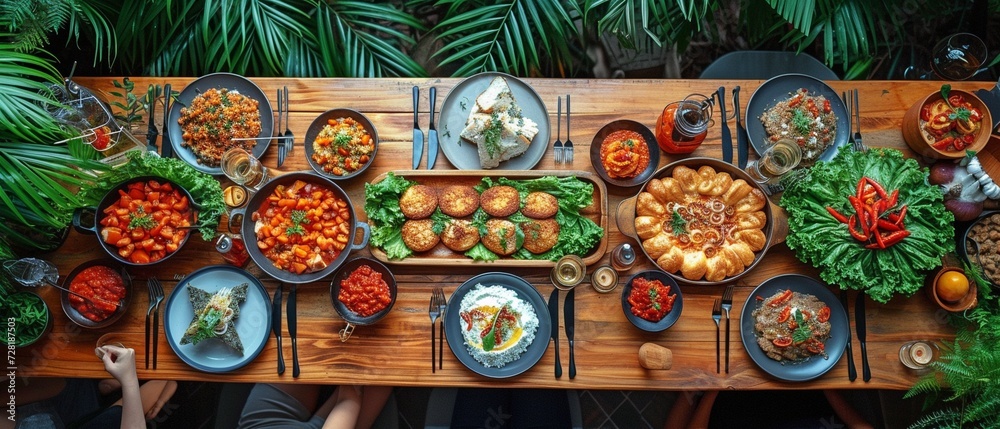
left=428, top=288, right=443, bottom=373
left=564, top=94, right=574, bottom=164
left=852, top=89, right=865, bottom=152
left=712, top=298, right=721, bottom=374
left=434, top=288, right=447, bottom=370
left=553, top=96, right=563, bottom=164
left=721, top=285, right=734, bottom=373
left=283, top=86, right=293, bottom=155
left=146, top=278, right=165, bottom=370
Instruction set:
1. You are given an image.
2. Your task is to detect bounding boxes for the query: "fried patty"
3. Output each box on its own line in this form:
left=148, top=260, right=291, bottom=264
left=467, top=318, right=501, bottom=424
left=441, top=219, right=480, bottom=252
left=521, top=218, right=560, bottom=254
left=521, top=191, right=559, bottom=219
left=399, top=185, right=438, bottom=219
left=401, top=219, right=439, bottom=252
left=482, top=218, right=520, bottom=256
left=439, top=185, right=480, bottom=218
left=480, top=185, right=520, bottom=217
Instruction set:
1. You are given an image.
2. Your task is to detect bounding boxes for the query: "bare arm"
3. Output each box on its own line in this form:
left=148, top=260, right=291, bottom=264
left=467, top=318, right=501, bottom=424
left=97, top=346, right=146, bottom=429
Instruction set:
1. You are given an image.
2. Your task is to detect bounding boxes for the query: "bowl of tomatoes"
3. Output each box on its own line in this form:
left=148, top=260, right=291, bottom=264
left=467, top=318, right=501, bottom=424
left=621, top=270, right=684, bottom=332
left=902, top=88, right=991, bottom=159
left=329, top=257, right=397, bottom=341
left=72, top=176, right=197, bottom=266
left=60, top=259, right=133, bottom=329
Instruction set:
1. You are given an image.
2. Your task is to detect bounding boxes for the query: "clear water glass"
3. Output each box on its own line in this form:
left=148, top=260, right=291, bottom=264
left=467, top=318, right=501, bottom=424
left=746, top=138, right=802, bottom=184
left=221, top=148, right=269, bottom=190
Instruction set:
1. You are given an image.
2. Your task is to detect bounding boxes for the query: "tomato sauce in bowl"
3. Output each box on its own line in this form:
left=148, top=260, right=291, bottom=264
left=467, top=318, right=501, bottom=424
left=337, top=264, right=392, bottom=317
left=69, top=265, right=126, bottom=322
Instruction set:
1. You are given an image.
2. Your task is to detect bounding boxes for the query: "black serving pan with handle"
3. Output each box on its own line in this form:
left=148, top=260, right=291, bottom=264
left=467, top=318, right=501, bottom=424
left=615, top=157, right=777, bottom=286
left=72, top=176, right=198, bottom=266
left=229, top=171, right=370, bottom=284
left=958, top=210, right=1000, bottom=289
left=329, top=257, right=397, bottom=341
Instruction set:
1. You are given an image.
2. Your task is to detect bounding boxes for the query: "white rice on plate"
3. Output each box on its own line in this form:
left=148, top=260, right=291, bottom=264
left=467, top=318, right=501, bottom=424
left=458, top=284, right=539, bottom=368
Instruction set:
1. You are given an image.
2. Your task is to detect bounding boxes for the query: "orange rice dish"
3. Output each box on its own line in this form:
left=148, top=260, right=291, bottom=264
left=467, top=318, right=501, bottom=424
left=178, top=88, right=262, bottom=167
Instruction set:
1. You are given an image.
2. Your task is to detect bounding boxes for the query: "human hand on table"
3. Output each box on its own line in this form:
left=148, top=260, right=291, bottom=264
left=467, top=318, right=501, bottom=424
left=96, top=345, right=139, bottom=386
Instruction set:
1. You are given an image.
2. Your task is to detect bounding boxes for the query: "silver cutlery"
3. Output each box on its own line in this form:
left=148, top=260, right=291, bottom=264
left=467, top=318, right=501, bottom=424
left=146, top=277, right=165, bottom=370
left=162, top=84, right=173, bottom=158
left=288, top=284, right=300, bottom=378
left=564, top=94, right=574, bottom=164
left=434, top=287, right=446, bottom=370
left=554, top=96, right=563, bottom=164
left=272, top=283, right=284, bottom=375
left=717, top=87, right=733, bottom=164
left=852, top=89, right=865, bottom=152
left=734, top=86, right=748, bottom=169
left=856, top=294, right=871, bottom=382
left=412, top=86, right=423, bottom=169
left=428, top=87, right=439, bottom=169
left=548, top=288, right=561, bottom=378
left=712, top=298, right=721, bottom=374
left=283, top=86, right=293, bottom=155
left=564, top=287, right=576, bottom=379
left=721, top=285, right=734, bottom=373
left=428, top=288, right=443, bottom=373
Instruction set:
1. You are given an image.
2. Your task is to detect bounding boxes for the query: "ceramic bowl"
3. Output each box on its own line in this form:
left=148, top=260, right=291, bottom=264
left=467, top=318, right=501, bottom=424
left=926, top=266, right=978, bottom=312
left=305, top=109, right=379, bottom=180
left=60, top=259, right=133, bottom=329
left=902, top=89, right=991, bottom=159
left=621, top=270, right=683, bottom=332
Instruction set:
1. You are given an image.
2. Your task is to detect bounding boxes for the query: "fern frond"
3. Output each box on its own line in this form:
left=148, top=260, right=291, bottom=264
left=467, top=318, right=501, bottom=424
left=908, top=408, right=963, bottom=429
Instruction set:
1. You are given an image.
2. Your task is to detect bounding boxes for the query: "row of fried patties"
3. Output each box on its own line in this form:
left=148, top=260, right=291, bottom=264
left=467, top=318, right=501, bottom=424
left=398, top=184, right=561, bottom=255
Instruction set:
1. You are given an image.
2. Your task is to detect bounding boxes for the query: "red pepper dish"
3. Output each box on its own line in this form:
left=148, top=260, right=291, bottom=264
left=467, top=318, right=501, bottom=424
left=337, top=264, right=392, bottom=317
left=99, top=179, right=194, bottom=264
left=920, top=94, right=983, bottom=152
left=69, top=265, right=126, bottom=322
left=627, top=277, right=677, bottom=322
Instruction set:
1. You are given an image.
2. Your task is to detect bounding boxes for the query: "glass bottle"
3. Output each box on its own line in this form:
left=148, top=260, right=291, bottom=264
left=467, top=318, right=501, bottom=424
left=216, top=233, right=250, bottom=267
left=655, top=94, right=713, bottom=154
left=611, top=243, right=636, bottom=272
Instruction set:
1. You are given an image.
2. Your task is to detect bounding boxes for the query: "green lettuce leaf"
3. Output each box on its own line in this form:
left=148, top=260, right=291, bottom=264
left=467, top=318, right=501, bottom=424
left=465, top=242, right=499, bottom=262
left=364, top=172, right=415, bottom=259
left=781, top=147, right=954, bottom=303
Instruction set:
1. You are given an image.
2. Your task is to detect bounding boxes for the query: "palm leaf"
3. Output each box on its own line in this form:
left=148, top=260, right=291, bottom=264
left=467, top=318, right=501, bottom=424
left=312, top=1, right=426, bottom=77
left=0, top=41, right=68, bottom=142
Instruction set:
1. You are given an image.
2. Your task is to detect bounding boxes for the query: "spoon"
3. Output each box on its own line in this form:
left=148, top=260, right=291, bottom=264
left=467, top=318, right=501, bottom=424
left=3, top=258, right=124, bottom=308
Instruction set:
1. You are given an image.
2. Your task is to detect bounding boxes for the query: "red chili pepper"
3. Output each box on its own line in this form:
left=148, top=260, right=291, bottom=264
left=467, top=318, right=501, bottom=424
left=874, top=229, right=886, bottom=249
left=848, top=196, right=867, bottom=233
left=856, top=178, right=866, bottom=200
left=888, top=213, right=899, bottom=223
left=877, top=219, right=901, bottom=232
left=826, top=206, right=849, bottom=224
left=882, top=230, right=911, bottom=247
left=888, top=189, right=899, bottom=208
left=865, top=177, right=888, bottom=199
left=896, top=205, right=908, bottom=226
left=847, top=215, right=868, bottom=241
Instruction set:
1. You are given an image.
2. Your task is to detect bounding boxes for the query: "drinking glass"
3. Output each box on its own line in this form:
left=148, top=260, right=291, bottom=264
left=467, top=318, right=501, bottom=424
left=899, top=340, right=938, bottom=370
left=221, top=148, right=269, bottom=190
left=551, top=255, right=585, bottom=290
left=745, top=138, right=802, bottom=185
left=95, top=332, right=129, bottom=360
left=931, top=33, right=987, bottom=81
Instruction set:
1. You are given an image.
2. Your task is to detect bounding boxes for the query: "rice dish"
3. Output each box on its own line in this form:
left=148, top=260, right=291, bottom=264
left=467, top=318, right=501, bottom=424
left=759, top=88, right=837, bottom=166
left=458, top=284, right=538, bottom=368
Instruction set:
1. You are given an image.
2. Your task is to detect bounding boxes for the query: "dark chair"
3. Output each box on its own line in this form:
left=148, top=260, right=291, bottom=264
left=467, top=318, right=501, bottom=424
left=700, top=51, right=839, bottom=80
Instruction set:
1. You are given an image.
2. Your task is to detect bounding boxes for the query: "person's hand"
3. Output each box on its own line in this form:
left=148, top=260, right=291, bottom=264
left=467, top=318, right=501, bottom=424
left=96, top=345, right=139, bottom=385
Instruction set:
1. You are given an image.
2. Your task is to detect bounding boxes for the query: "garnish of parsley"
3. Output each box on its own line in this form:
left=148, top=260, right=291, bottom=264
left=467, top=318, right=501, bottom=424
left=285, top=210, right=309, bottom=236
left=670, top=211, right=687, bottom=236
left=128, top=205, right=157, bottom=230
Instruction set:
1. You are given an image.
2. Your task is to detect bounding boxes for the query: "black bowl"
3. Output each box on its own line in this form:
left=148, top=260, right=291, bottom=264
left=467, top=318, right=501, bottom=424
left=60, top=259, right=132, bottom=329
left=304, top=109, right=379, bottom=180
left=590, top=120, right=660, bottom=189
left=958, top=210, right=1000, bottom=288
left=329, top=257, right=397, bottom=326
left=621, top=270, right=683, bottom=332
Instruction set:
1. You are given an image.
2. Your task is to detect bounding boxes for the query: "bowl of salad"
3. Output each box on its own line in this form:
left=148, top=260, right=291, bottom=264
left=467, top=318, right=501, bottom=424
left=305, top=109, right=379, bottom=180
left=902, top=87, right=991, bottom=159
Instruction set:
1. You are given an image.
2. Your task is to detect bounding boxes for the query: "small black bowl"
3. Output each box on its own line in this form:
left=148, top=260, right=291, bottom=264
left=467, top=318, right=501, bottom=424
left=329, top=257, right=397, bottom=333
left=621, top=270, right=683, bottom=332
left=60, top=259, right=132, bottom=329
left=305, top=108, right=379, bottom=180
left=590, top=120, right=660, bottom=189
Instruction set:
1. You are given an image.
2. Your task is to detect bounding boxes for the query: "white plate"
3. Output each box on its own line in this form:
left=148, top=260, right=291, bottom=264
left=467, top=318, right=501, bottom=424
left=438, top=72, right=550, bottom=170
left=163, top=265, right=271, bottom=373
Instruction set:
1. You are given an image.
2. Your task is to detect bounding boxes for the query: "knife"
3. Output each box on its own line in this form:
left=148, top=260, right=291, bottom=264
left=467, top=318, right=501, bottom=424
left=856, top=293, right=871, bottom=382
left=428, top=87, right=438, bottom=169
left=716, top=86, right=733, bottom=164
left=548, top=288, right=562, bottom=378
left=412, top=86, right=423, bottom=169
left=733, top=86, right=748, bottom=169
left=288, top=284, right=300, bottom=378
left=564, top=288, right=576, bottom=379
left=161, top=84, right=173, bottom=158
left=840, top=289, right=856, bottom=381
left=272, top=283, right=285, bottom=375
left=145, top=86, right=158, bottom=153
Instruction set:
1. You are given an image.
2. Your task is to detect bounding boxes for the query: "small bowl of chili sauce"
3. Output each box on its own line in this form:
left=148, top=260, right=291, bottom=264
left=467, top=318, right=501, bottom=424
left=621, top=270, right=683, bottom=332
left=60, top=259, right=132, bottom=329
left=329, top=257, right=397, bottom=330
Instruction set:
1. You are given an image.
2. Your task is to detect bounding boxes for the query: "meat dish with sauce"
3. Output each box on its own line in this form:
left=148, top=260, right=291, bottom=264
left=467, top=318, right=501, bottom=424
left=752, top=289, right=832, bottom=362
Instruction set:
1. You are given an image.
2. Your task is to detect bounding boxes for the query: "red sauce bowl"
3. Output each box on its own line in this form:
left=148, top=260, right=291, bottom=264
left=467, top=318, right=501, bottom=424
left=329, top=257, right=397, bottom=327
left=620, top=270, right=684, bottom=332
left=60, top=259, right=132, bottom=329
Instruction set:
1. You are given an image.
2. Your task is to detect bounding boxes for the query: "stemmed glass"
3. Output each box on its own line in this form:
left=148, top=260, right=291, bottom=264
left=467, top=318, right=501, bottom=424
left=904, top=33, right=987, bottom=80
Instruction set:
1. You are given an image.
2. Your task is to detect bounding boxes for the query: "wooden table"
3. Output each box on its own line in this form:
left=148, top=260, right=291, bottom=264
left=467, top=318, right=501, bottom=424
left=22, top=77, right=982, bottom=391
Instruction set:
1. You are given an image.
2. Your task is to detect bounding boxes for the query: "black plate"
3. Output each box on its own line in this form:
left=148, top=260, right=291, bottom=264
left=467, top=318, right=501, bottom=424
left=167, top=73, right=273, bottom=175
left=438, top=72, right=550, bottom=170
left=959, top=210, right=1000, bottom=288
left=620, top=270, right=683, bottom=332
left=304, top=109, right=379, bottom=180
left=590, top=120, right=661, bottom=189
left=163, top=265, right=271, bottom=373
left=745, top=73, right=849, bottom=164
left=329, top=257, right=396, bottom=325
left=740, top=274, right=849, bottom=382
left=233, top=172, right=369, bottom=284
left=444, top=272, right=551, bottom=378
left=60, top=259, right=132, bottom=329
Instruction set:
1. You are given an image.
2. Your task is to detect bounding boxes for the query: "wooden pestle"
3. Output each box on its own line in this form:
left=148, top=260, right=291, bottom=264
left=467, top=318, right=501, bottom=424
left=638, top=343, right=673, bottom=370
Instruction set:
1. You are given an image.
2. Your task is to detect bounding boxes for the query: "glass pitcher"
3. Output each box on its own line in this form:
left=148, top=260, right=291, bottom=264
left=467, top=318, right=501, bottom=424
left=655, top=93, right=714, bottom=154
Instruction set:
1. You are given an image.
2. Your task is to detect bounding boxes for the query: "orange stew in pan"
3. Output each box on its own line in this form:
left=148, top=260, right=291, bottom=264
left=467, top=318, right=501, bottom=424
left=99, top=180, right=194, bottom=264
left=252, top=180, right=351, bottom=274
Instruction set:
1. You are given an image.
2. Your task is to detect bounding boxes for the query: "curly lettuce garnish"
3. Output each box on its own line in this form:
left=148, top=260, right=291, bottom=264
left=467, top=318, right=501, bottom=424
left=781, top=147, right=954, bottom=303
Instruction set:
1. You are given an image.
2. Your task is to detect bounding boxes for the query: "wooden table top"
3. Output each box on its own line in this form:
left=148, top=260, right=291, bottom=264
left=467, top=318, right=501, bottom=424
left=23, top=77, right=985, bottom=391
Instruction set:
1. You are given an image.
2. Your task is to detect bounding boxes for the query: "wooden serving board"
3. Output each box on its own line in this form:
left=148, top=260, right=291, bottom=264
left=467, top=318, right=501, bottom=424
left=368, top=170, right=608, bottom=267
